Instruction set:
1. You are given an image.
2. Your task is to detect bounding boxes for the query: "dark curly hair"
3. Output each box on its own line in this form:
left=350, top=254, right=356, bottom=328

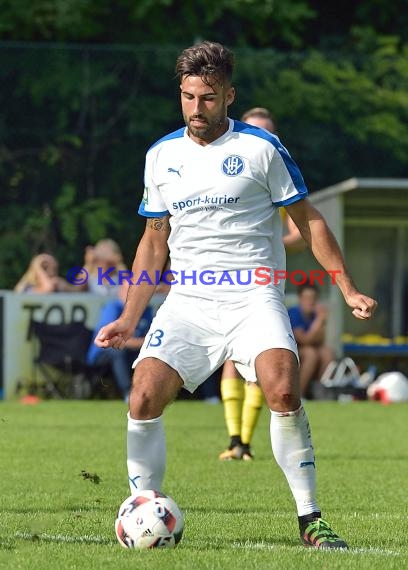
left=175, top=41, right=234, bottom=87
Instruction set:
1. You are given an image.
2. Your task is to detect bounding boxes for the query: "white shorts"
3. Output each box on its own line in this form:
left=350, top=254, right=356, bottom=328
left=133, top=288, right=298, bottom=393
left=234, top=362, right=257, bottom=383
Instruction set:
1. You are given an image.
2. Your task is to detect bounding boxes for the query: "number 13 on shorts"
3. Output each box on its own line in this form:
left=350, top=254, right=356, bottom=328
left=146, top=329, right=165, bottom=348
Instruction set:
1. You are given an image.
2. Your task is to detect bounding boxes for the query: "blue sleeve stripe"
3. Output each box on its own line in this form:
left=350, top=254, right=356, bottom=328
left=274, top=193, right=307, bottom=207
left=276, top=149, right=308, bottom=198
left=233, top=119, right=308, bottom=199
left=138, top=203, right=169, bottom=217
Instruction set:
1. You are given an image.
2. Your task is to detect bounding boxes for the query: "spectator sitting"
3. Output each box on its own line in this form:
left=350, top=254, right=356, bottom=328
left=14, top=253, right=73, bottom=293
left=77, top=239, right=127, bottom=296
left=288, top=283, right=335, bottom=398
left=87, top=280, right=153, bottom=401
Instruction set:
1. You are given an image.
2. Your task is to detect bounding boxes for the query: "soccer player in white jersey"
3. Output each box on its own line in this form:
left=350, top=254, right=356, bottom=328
left=95, top=41, right=377, bottom=550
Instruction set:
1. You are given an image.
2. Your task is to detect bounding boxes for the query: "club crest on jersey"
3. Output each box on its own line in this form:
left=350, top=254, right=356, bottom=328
left=222, top=155, right=245, bottom=176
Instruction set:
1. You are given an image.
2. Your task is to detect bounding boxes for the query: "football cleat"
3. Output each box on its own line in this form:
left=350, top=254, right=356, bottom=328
left=218, top=444, right=244, bottom=460
left=219, top=444, right=254, bottom=461
left=241, top=443, right=254, bottom=461
left=300, top=517, right=348, bottom=549
left=242, top=451, right=254, bottom=461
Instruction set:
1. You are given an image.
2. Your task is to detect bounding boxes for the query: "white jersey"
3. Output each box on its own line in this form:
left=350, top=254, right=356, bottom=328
left=138, top=118, right=307, bottom=298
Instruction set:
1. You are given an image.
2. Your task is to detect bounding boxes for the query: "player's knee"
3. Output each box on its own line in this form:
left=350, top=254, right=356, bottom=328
left=129, top=385, right=163, bottom=419
left=129, top=360, right=181, bottom=419
left=274, top=390, right=300, bottom=410
left=129, top=373, right=163, bottom=419
left=262, top=378, right=300, bottom=411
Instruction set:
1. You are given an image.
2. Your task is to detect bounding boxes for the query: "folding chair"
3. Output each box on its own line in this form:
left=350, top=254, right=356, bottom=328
left=30, top=320, right=94, bottom=399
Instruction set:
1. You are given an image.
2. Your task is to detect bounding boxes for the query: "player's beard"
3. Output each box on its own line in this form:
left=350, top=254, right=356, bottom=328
left=185, top=108, right=228, bottom=143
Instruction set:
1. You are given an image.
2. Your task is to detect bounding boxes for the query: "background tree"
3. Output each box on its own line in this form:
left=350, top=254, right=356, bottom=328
left=0, top=0, right=407, bottom=288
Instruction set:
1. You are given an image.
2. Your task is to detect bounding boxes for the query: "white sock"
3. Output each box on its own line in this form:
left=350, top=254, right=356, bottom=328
left=270, top=406, right=320, bottom=516
left=127, top=413, right=166, bottom=494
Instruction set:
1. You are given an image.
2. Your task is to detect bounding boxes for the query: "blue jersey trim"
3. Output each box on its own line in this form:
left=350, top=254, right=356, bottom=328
left=233, top=120, right=282, bottom=143
left=233, top=120, right=308, bottom=200
left=148, top=126, right=185, bottom=152
left=142, top=128, right=184, bottom=217
left=138, top=203, right=169, bottom=218
left=274, top=194, right=306, bottom=207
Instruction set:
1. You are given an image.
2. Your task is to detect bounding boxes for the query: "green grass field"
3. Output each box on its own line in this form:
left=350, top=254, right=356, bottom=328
left=0, top=399, right=407, bottom=569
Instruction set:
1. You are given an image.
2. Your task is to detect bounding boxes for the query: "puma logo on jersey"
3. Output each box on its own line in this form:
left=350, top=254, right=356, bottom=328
left=168, top=166, right=183, bottom=177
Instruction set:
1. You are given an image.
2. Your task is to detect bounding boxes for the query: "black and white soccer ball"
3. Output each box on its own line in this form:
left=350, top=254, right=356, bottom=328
left=115, top=490, right=184, bottom=549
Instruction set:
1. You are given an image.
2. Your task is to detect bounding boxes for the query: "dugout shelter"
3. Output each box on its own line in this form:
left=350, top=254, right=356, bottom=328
left=286, top=177, right=408, bottom=373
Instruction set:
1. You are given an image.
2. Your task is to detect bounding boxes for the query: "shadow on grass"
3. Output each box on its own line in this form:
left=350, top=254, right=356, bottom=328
left=14, top=531, right=295, bottom=550
left=182, top=535, right=300, bottom=550
left=185, top=505, right=283, bottom=515
left=14, top=531, right=116, bottom=546
left=2, top=504, right=105, bottom=514
left=321, top=453, right=408, bottom=461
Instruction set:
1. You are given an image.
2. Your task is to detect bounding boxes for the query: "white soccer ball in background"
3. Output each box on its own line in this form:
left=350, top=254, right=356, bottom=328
left=115, top=490, right=184, bottom=549
left=367, top=371, right=408, bottom=403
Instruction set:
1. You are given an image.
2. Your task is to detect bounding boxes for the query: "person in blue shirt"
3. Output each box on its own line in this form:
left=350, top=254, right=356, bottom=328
left=87, top=281, right=153, bottom=400
left=288, top=283, right=335, bottom=398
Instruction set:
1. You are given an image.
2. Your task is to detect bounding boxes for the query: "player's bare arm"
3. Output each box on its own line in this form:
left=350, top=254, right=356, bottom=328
left=286, top=200, right=377, bottom=320
left=283, top=214, right=306, bottom=253
left=95, top=215, right=171, bottom=349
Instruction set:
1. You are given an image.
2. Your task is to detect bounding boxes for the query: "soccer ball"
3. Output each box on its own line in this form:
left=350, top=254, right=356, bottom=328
left=115, top=490, right=184, bottom=549
left=367, top=371, right=408, bottom=403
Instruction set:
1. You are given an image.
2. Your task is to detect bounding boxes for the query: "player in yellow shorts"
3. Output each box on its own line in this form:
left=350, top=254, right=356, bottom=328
left=219, top=107, right=305, bottom=461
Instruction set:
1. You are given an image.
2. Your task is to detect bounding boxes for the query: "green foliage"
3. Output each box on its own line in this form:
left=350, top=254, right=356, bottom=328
left=124, top=0, right=315, bottom=48
left=0, top=181, right=118, bottom=289
left=1, top=40, right=408, bottom=288
left=0, top=1, right=407, bottom=288
left=235, top=42, right=408, bottom=189
left=54, top=183, right=117, bottom=248
left=0, top=0, right=107, bottom=41
left=1, top=0, right=407, bottom=50
left=0, top=0, right=315, bottom=48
